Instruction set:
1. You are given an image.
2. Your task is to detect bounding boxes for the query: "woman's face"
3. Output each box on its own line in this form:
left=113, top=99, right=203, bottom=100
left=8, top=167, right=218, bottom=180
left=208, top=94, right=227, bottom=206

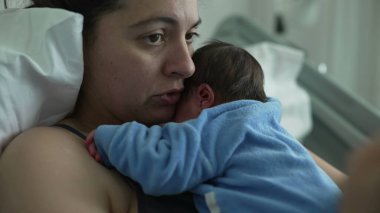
left=82, top=0, right=200, bottom=126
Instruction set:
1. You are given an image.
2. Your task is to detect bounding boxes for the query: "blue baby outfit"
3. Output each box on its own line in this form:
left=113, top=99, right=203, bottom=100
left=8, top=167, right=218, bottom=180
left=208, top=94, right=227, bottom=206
left=95, top=99, right=341, bottom=213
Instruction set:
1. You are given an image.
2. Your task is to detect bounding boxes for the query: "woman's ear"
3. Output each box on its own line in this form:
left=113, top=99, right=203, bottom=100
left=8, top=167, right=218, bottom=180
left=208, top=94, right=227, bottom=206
left=196, top=83, right=215, bottom=109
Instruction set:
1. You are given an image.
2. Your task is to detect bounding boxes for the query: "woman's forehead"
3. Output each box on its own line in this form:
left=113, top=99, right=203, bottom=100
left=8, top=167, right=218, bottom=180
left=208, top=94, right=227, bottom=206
left=118, top=0, right=200, bottom=27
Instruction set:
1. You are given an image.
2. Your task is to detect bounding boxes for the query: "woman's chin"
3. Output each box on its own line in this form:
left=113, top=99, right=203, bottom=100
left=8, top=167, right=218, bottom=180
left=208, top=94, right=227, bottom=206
left=145, top=106, right=176, bottom=125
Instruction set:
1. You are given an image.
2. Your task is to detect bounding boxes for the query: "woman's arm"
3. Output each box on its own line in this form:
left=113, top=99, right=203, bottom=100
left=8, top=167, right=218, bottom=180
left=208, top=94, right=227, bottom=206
left=0, top=127, right=113, bottom=213
left=340, top=141, right=380, bottom=213
left=307, top=149, right=347, bottom=190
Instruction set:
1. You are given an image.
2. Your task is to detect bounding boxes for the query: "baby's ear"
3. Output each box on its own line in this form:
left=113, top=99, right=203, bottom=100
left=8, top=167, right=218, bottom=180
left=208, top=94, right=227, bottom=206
left=196, top=83, right=215, bottom=109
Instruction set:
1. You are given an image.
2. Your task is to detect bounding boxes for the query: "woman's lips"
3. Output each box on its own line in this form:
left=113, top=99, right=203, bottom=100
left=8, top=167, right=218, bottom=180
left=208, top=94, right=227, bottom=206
left=155, top=92, right=181, bottom=105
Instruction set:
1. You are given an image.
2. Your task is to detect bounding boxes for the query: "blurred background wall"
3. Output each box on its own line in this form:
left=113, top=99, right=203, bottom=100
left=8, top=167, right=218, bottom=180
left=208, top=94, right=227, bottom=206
left=197, top=0, right=380, bottom=114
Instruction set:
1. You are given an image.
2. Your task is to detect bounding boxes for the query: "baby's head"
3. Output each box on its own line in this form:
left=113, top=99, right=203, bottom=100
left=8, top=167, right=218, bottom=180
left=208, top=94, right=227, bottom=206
left=174, top=40, right=267, bottom=122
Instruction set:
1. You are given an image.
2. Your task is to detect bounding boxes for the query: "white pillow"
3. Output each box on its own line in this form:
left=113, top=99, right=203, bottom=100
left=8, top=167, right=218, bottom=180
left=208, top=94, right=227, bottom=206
left=245, top=42, right=312, bottom=141
left=0, top=8, right=84, bottom=155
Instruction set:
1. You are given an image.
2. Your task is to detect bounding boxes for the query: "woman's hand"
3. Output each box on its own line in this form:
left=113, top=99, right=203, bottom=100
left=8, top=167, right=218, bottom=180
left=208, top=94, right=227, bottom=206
left=85, top=130, right=103, bottom=163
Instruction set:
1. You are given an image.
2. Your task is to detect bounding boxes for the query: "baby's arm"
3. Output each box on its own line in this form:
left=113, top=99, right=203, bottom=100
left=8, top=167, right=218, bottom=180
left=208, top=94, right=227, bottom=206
left=92, top=121, right=226, bottom=196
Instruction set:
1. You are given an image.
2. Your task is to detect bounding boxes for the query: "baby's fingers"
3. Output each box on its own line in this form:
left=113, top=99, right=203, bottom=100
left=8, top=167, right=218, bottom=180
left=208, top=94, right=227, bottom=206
left=95, top=153, right=103, bottom=163
left=87, top=143, right=98, bottom=157
left=85, top=130, right=96, bottom=145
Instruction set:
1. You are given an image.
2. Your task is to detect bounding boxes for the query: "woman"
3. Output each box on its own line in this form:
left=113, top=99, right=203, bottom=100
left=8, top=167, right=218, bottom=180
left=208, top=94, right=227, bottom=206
left=0, top=0, right=343, bottom=212
left=0, top=0, right=200, bottom=212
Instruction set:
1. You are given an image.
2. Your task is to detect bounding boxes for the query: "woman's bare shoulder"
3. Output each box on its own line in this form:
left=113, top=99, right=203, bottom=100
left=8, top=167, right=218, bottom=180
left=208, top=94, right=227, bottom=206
left=0, top=126, right=92, bottom=170
left=0, top=126, right=115, bottom=212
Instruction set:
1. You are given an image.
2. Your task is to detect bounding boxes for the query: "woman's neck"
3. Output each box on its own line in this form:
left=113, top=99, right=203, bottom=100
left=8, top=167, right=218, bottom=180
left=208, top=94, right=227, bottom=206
left=68, top=92, right=125, bottom=132
left=63, top=105, right=123, bottom=134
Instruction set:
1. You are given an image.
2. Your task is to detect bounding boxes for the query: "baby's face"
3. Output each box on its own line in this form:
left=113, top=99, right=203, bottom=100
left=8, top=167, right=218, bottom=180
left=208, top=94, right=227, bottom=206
left=173, top=92, right=202, bottom=122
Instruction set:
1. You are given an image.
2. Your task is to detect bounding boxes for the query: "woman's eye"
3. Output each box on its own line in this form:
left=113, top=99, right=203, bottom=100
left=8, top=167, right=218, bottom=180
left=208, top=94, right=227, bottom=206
left=185, top=32, right=199, bottom=43
left=144, top=34, right=164, bottom=45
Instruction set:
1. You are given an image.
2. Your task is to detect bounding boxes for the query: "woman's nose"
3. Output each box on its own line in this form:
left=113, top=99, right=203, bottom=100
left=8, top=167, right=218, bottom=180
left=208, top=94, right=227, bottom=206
left=164, top=42, right=195, bottom=79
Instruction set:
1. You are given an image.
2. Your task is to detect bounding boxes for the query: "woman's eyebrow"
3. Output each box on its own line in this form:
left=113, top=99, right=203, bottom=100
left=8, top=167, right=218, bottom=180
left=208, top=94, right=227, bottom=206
left=192, top=18, right=202, bottom=28
left=128, top=16, right=202, bottom=29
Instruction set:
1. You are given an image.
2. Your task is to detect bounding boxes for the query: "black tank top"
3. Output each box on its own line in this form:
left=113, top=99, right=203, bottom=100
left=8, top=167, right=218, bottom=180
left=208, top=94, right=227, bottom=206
left=54, top=123, right=198, bottom=213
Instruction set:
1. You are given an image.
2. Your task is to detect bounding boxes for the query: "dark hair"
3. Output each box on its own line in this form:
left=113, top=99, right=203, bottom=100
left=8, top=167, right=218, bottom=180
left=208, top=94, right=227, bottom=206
left=183, top=40, right=267, bottom=103
left=30, top=0, right=124, bottom=43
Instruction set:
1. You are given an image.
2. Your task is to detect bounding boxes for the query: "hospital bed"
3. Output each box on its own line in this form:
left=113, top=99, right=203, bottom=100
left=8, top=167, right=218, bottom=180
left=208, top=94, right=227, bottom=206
left=212, top=15, right=380, bottom=171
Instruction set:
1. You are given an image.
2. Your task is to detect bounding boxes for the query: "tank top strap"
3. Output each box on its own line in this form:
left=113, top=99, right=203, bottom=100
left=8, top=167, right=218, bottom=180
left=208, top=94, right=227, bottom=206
left=53, top=123, right=86, bottom=140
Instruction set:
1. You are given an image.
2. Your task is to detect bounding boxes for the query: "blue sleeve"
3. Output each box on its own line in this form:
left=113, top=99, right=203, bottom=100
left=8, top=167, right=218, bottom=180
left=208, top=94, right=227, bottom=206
left=93, top=118, right=232, bottom=196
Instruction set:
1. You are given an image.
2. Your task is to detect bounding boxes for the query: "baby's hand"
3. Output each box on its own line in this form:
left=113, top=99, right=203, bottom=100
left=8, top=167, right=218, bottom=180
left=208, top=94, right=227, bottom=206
left=85, top=130, right=102, bottom=163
